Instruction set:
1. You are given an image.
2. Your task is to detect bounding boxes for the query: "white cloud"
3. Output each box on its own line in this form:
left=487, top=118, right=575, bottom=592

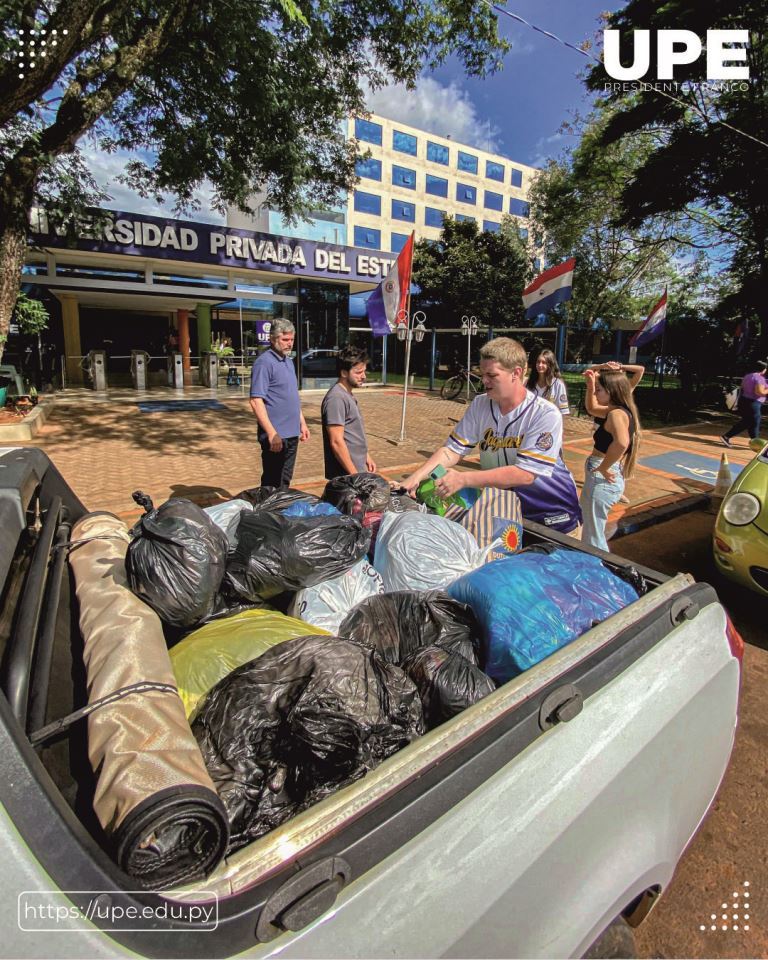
left=364, top=77, right=501, bottom=153
left=82, top=147, right=225, bottom=224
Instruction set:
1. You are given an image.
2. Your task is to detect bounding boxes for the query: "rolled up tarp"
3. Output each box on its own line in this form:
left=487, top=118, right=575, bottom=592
left=68, top=512, right=229, bottom=889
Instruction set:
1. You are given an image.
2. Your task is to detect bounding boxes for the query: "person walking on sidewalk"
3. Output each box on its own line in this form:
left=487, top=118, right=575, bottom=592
left=401, top=337, right=582, bottom=534
left=249, top=319, right=310, bottom=487
left=581, top=364, right=643, bottom=551
left=721, top=360, right=768, bottom=447
left=526, top=348, right=570, bottom=417
left=321, top=346, right=377, bottom=479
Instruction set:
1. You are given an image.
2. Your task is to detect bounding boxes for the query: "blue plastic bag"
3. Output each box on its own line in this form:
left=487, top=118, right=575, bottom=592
left=447, top=548, right=639, bottom=684
left=283, top=500, right=340, bottom=518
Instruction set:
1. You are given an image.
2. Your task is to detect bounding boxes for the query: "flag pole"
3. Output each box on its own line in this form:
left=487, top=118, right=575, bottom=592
left=397, top=233, right=416, bottom=443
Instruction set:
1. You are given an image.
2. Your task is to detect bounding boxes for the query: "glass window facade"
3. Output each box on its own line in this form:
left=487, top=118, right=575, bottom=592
left=392, top=165, right=416, bottom=189
left=519, top=227, right=529, bottom=241
left=355, top=157, right=382, bottom=181
left=484, top=190, right=503, bottom=211
left=427, top=141, right=450, bottom=165
left=354, top=190, right=381, bottom=216
left=393, top=130, right=417, bottom=156
left=355, top=118, right=383, bottom=146
left=354, top=226, right=381, bottom=248
left=391, top=232, right=410, bottom=253
left=456, top=214, right=476, bottom=223
left=483, top=220, right=500, bottom=233
left=457, top=183, right=477, bottom=204
left=509, top=197, right=530, bottom=218
left=486, top=160, right=504, bottom=182
left=458, top=151, right=478, bottom=174
left=425, top=174, right=448, bottom=198
left=425, top=206, right=446, bottom=228
left=510, top=167, right=523, bottom=188
left=392, top=199, right=415, bottom=222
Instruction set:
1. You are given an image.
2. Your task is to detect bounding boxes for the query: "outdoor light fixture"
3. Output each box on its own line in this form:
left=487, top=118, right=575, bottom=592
left=395, top=308, right=429, bottom=442
left=460, top=315, right=479, bottom=402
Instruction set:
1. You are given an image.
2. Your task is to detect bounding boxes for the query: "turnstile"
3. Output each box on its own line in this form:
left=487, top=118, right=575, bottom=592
left=167, top=352, right=184, bottom=389
left=199, top=352, right=218, bottom=388
left=130, top=350, right=151, bottom=390
left=85, top=350, right=107, bottom=391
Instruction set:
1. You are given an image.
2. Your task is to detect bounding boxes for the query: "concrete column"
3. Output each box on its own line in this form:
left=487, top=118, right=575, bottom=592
left=196, top=303, right=212, bottom=351
left=61, top=295, right=83, bottom=385
left=177, top=309, right=191, bottom=384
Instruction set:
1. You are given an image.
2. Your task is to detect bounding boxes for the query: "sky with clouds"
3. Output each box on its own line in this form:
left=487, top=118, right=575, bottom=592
left=85, top=0, right=621, bottom=224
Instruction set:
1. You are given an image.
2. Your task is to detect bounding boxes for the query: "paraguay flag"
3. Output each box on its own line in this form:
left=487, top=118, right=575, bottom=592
left=522, top=258, right=575, bottom=320
left=367, top=233, right=415, bottom=336
left=630, top=289, right=667, bottom=348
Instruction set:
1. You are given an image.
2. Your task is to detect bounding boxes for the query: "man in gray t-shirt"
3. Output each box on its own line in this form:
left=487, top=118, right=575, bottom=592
left=321, top=346, right=376, bottom=479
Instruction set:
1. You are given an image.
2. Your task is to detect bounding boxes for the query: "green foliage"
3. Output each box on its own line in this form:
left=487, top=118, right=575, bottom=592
left=412, top=216, right=531, bottom=327
left=1, top=0, right=507, bottom=222
left=13, top=292, right=48, bottom=335
left=528, top=112, right=701, bottom=334
left=584, top=0, right=768, bottom=345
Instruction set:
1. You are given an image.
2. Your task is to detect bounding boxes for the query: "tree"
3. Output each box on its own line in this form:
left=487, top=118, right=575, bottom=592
left=0, top=0, right=507, bottom=359
left=528, top=113, right=699, bottom=340
left=412, top=216, right=530, bottom=327
left=584, top=0, right=768, bottom=353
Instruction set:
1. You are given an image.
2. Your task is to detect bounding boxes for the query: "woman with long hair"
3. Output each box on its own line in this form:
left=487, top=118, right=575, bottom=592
left=581, top=364, right=643, bottom=551
left=526, top=348, right=569, bottom=417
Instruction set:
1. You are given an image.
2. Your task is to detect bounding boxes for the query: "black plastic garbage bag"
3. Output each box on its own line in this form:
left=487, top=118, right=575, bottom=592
left=401, top=645, right=496, bottom=726
left=235, top=486, right=319, bottom=512
left=126, top=496, right=228, bottom=628
left=338, top=591, right=493, bottom=726
left=338, top=590, right=481, bottom=663
left=224, top=510, right=371, bottom=601
left=193, top=634, right=424, bottom=852
left=387, top=487, right=427, bottom=513
left=322, top=473, right=391, bottom=519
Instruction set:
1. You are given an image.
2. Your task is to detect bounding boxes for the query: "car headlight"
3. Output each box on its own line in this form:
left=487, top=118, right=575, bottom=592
left=722, top=492, right=761, bottom=526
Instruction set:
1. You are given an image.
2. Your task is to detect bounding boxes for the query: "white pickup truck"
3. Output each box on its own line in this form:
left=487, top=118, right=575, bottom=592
left=0, top=448, right=741, bottom=959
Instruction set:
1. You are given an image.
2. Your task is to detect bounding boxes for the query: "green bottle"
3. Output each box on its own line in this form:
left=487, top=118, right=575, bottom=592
left=416, top=464, right=471, bottom=516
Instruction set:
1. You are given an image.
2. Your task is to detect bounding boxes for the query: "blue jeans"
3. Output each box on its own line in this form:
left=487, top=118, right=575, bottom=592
left=580, top=455, right=624, bottom=552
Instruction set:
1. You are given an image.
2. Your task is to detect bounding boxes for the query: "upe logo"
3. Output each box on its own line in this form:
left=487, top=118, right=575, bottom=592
left=603, top=30, right=750, bottom=81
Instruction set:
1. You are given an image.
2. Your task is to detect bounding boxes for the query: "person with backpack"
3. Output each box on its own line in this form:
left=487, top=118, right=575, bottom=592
left=721, top=360, right=768, bottom=447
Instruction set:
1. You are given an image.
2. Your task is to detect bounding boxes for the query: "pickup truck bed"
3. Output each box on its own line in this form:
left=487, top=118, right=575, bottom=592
left=0, top=448, right=741, bottom=959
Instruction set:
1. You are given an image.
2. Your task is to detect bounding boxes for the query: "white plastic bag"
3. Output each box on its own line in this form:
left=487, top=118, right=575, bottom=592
left=287, top=557, right=385, bottom=633
left=725, top=386, right=740, bottom=412
left=373, top=512, right=492, bottom=592
left=203, top=499, right=254, bottom=549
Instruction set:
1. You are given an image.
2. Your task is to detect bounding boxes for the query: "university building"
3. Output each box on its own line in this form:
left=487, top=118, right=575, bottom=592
left=14, top=114, right=538, bottom=390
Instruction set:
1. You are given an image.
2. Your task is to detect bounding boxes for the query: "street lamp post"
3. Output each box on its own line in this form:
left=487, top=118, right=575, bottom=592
left=395, top=308, right=428, bottom=442
left=461, top=314, right=478, bottom=403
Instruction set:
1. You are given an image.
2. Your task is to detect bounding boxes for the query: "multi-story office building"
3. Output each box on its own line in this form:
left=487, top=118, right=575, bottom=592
left=346, top=113, right=537, bottom=254
left=227, top=112, right=537, bottom=254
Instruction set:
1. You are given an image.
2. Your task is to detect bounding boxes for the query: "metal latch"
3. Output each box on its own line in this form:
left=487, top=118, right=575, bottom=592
left=538, top=684, right=584, bottom=731
left=670, top=596, right=699, bottom=626
left=256, top=856, right=352, bottom=942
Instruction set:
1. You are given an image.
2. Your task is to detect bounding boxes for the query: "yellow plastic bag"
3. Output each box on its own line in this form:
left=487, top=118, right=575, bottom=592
left=170, top=609, right=330, bottom=719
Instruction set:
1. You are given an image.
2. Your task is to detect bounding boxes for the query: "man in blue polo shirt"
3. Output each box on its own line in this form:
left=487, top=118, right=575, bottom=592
left=249, top=319, right=310, bottom=487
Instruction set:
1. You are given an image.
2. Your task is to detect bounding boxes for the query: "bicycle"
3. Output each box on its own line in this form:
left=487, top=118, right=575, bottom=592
left=440, top=366, right=484, bottom=401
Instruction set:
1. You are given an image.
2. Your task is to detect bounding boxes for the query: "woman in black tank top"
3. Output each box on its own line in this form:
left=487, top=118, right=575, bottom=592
left=580, top=363, right=643, bottom=551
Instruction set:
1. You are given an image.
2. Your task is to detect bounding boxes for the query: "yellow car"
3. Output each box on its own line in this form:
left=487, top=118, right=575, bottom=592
left=713, top=441, right=768, bottom=596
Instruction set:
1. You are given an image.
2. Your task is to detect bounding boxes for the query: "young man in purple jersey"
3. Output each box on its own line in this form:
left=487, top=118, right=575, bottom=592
left=402, top=337, right=582, bottom=534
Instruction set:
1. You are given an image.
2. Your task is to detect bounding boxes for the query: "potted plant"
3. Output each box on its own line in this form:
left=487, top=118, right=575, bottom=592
left=210, top=337, right=235, bottom=378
